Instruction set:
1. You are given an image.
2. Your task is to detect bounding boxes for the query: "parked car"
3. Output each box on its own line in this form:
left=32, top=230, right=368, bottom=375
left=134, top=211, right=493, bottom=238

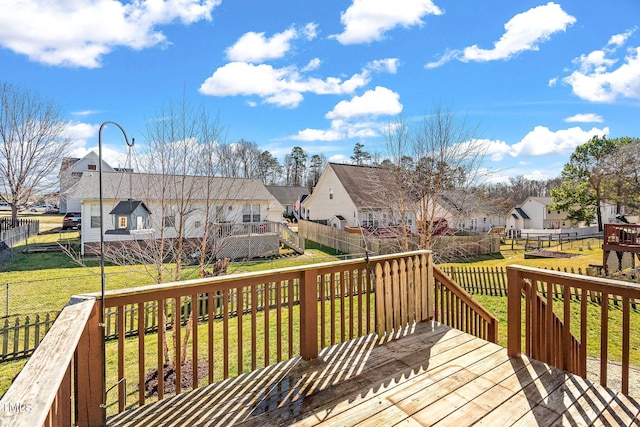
left=62, top=212, right=81, bottom=230
left=30, top=205, right=53, bottom=212
left=46, top=206, right=60, bottom=214
left=0, top=202, right=11, bottom=211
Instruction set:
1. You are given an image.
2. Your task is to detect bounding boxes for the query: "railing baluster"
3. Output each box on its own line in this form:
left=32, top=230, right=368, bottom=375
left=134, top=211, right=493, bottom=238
left=117, top=305, right=125, bottom=412
left=622, top=296, right=630, bottom=394
left=601, top=291, right=609, bottom=388
left=192, top=293, right=199, bottom=390
left=175, top=297, right=182, bottom=395
left=207, top=292, right=214, bottom=384
left=137, top=302, right=145, bottom=406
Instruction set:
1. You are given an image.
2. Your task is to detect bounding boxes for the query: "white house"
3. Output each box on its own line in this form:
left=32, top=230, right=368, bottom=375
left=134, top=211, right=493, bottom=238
left=506, top=196, right=578, bottom=232
left=66, top=171, right=285, bottom=256
left=302, top=163, right=417, bottom=233
left=425, top=189, right=506, bottom=233
left=59, top=152, right=116, bottom=213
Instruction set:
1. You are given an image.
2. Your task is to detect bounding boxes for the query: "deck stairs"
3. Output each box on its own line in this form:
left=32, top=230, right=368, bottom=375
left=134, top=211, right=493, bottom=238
left=278, top=222, right=305, bottom=254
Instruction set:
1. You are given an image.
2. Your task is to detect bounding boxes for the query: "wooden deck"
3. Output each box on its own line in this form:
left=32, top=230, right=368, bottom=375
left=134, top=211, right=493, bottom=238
left=106, top=321, right=640, bottom=426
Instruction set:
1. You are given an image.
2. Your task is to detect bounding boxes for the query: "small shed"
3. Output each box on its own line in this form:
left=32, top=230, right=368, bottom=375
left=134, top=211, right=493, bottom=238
left=106, top=199, right=151, bottom=235
left=329, top=215, right=347, bottom=229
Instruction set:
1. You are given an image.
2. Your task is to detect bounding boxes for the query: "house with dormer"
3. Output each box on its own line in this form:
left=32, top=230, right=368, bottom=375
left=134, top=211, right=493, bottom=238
left=302, top=163, right=418, bottom=233
left=66, top=171, right=285, bottom=256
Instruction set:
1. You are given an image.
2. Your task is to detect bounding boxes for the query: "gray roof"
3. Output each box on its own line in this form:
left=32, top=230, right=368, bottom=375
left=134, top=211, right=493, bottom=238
left=109, top=200, right=150, bottom=215
left=68, top=172, right=281, bottom=205
left=329, top=163, right=410, bottom=209
left=438, top=189, right=500, bottom=216
left=266, top=185, right=308, bottom=206
left=514, top=207, right=530, bottom=219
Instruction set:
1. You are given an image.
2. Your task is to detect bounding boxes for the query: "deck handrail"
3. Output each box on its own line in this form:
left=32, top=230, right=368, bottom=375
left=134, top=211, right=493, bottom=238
left=433, top=265, right=498, bottom=343
left=0, top=250, right=503, bottom=426
left=507, top=265, right=640, bottom=394
left=0, top=296, right=103, bottom=427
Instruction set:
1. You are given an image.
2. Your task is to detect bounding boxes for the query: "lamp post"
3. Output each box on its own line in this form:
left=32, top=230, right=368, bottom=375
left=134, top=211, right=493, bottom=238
left=97, top=121, right=134, bottom=411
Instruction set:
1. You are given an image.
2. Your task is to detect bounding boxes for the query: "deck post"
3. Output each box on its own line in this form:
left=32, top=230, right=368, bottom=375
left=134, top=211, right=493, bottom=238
left=300, top=268, right=319, bottom=360
left=507, top=267, right=522, bottom=357
left=75, top=298, right=105, bottom=426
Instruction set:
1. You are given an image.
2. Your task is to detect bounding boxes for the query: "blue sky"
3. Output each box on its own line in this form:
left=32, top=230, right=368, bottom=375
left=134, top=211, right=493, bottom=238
left=1, top=0, right=639, bottom=183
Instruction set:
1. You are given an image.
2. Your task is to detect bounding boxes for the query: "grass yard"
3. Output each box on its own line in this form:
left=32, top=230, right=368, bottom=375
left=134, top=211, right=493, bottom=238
left=0, top=231, right=633, bottom=403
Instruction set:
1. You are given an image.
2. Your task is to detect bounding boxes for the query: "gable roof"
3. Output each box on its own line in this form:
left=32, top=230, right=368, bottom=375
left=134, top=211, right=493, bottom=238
left=265, top=185, right=308, bottom=206
left=328, top=163, right=409, bottom=209
left=109, top=200, right=150, bottom=215
left=437, top=189, right=500, bottom=216
left=68, top=172, right=281, bottom=206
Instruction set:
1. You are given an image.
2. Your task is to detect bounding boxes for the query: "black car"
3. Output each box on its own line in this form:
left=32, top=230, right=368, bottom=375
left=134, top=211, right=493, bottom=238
left=62, top=212, right=81, bottom=230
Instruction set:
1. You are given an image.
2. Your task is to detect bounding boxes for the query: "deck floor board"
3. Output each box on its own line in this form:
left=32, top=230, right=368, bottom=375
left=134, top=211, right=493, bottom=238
left=107, top=322, right=640, bottom=427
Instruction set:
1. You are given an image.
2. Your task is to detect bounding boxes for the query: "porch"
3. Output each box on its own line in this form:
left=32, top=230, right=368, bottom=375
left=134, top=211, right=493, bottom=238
left=2, top=250, right=640, bottom=426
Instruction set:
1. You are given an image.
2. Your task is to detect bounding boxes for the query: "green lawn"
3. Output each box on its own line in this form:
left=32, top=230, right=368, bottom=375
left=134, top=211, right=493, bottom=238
left=0, top=232, right=630, bottom=403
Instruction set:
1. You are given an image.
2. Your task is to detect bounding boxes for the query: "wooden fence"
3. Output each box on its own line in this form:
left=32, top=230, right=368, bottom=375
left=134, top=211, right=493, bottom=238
left=441, top=265, right=639, bottom=310
left=298, top=219, right=500, bottom=260
left=0, top=313, right=56, bottom=361
left=0, top=219, right=39, bottom=249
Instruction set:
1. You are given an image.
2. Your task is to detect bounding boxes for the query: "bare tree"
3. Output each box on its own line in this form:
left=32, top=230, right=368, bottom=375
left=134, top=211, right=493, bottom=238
left=375, top=106, right=486, bottom=260
left=0, top=82, right=69, bottom=222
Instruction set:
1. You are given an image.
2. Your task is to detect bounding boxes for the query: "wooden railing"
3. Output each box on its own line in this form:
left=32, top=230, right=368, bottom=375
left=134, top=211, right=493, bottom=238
left=507, top=265, right=640, bottom=394
left=0, top=250, right=501, bottom=426
left=0, top=296, right=102, bottom=427
left=433, top=266, right=498, bottom=343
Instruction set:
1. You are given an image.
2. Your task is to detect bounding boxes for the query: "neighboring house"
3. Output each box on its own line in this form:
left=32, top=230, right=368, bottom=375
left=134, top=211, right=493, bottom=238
left=59, top=152, right=115, bottom=213
left=66, top=171, right=285, bottom=256
left=506, top=197, right=577, bottom=231
left=265, top=185, right=309, bottom=217
left=424, top=189, right=506, bottom=233
left=302, top=163, right=417, bottom=233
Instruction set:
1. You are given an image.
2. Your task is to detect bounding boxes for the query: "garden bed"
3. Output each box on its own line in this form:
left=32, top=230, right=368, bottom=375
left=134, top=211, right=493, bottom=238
left=524, top=250, right=580, bottom=259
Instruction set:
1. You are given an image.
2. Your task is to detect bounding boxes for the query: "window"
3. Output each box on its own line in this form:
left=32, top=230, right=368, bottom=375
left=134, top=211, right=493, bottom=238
left=88, top=164, right=97, bottom=171
left=215, top=205, right=224, bottom=222
left=118, top=216, right=127, bottom=229
left=90, top=204, right=100, bottom=228
left=329, top=188, right=333, bottom=200
left=243, top=204, right=260, bottom=222
left=163, top=215, right=176, bottom=228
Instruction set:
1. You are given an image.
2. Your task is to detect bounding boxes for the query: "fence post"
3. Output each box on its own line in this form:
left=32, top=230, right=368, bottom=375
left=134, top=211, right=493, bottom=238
left=75, top=298, right=105, bottom=426
left=300, top=268, right=318, bottom=360
left=507, top=267, right=522, bottom=357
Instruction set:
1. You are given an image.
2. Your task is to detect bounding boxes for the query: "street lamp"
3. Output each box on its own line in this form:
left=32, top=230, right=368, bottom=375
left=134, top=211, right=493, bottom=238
left=97, top=121, right=134, bottom=412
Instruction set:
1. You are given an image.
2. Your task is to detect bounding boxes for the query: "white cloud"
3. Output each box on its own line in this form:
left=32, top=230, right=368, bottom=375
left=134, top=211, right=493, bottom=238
left=200, top=58, right=397, bottom=108
left=302, top=58, right=321, bottom=72
left=508, top=125, right=609, bottom=157
left=225, top=23, right=317, bottom=63
left=474, top=139, right=511, bottom=162
left=0, top=0, right=220, bottom=68
left=326, top=86, right=402, bottom=120
left=71, top=109, right=101, bottom=117
left=366, top=58, right=400, bottom=74
left=290, top=128, right=344, bottom=142
left=564, top=113, right=604, bottom=123
left=563, top=29, right=640, bottom=102
left=333, top=0, right=443, bottom=45
left=63, top=121, right=130, bottom=166
left=427, top=2, right=575, bottom=68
